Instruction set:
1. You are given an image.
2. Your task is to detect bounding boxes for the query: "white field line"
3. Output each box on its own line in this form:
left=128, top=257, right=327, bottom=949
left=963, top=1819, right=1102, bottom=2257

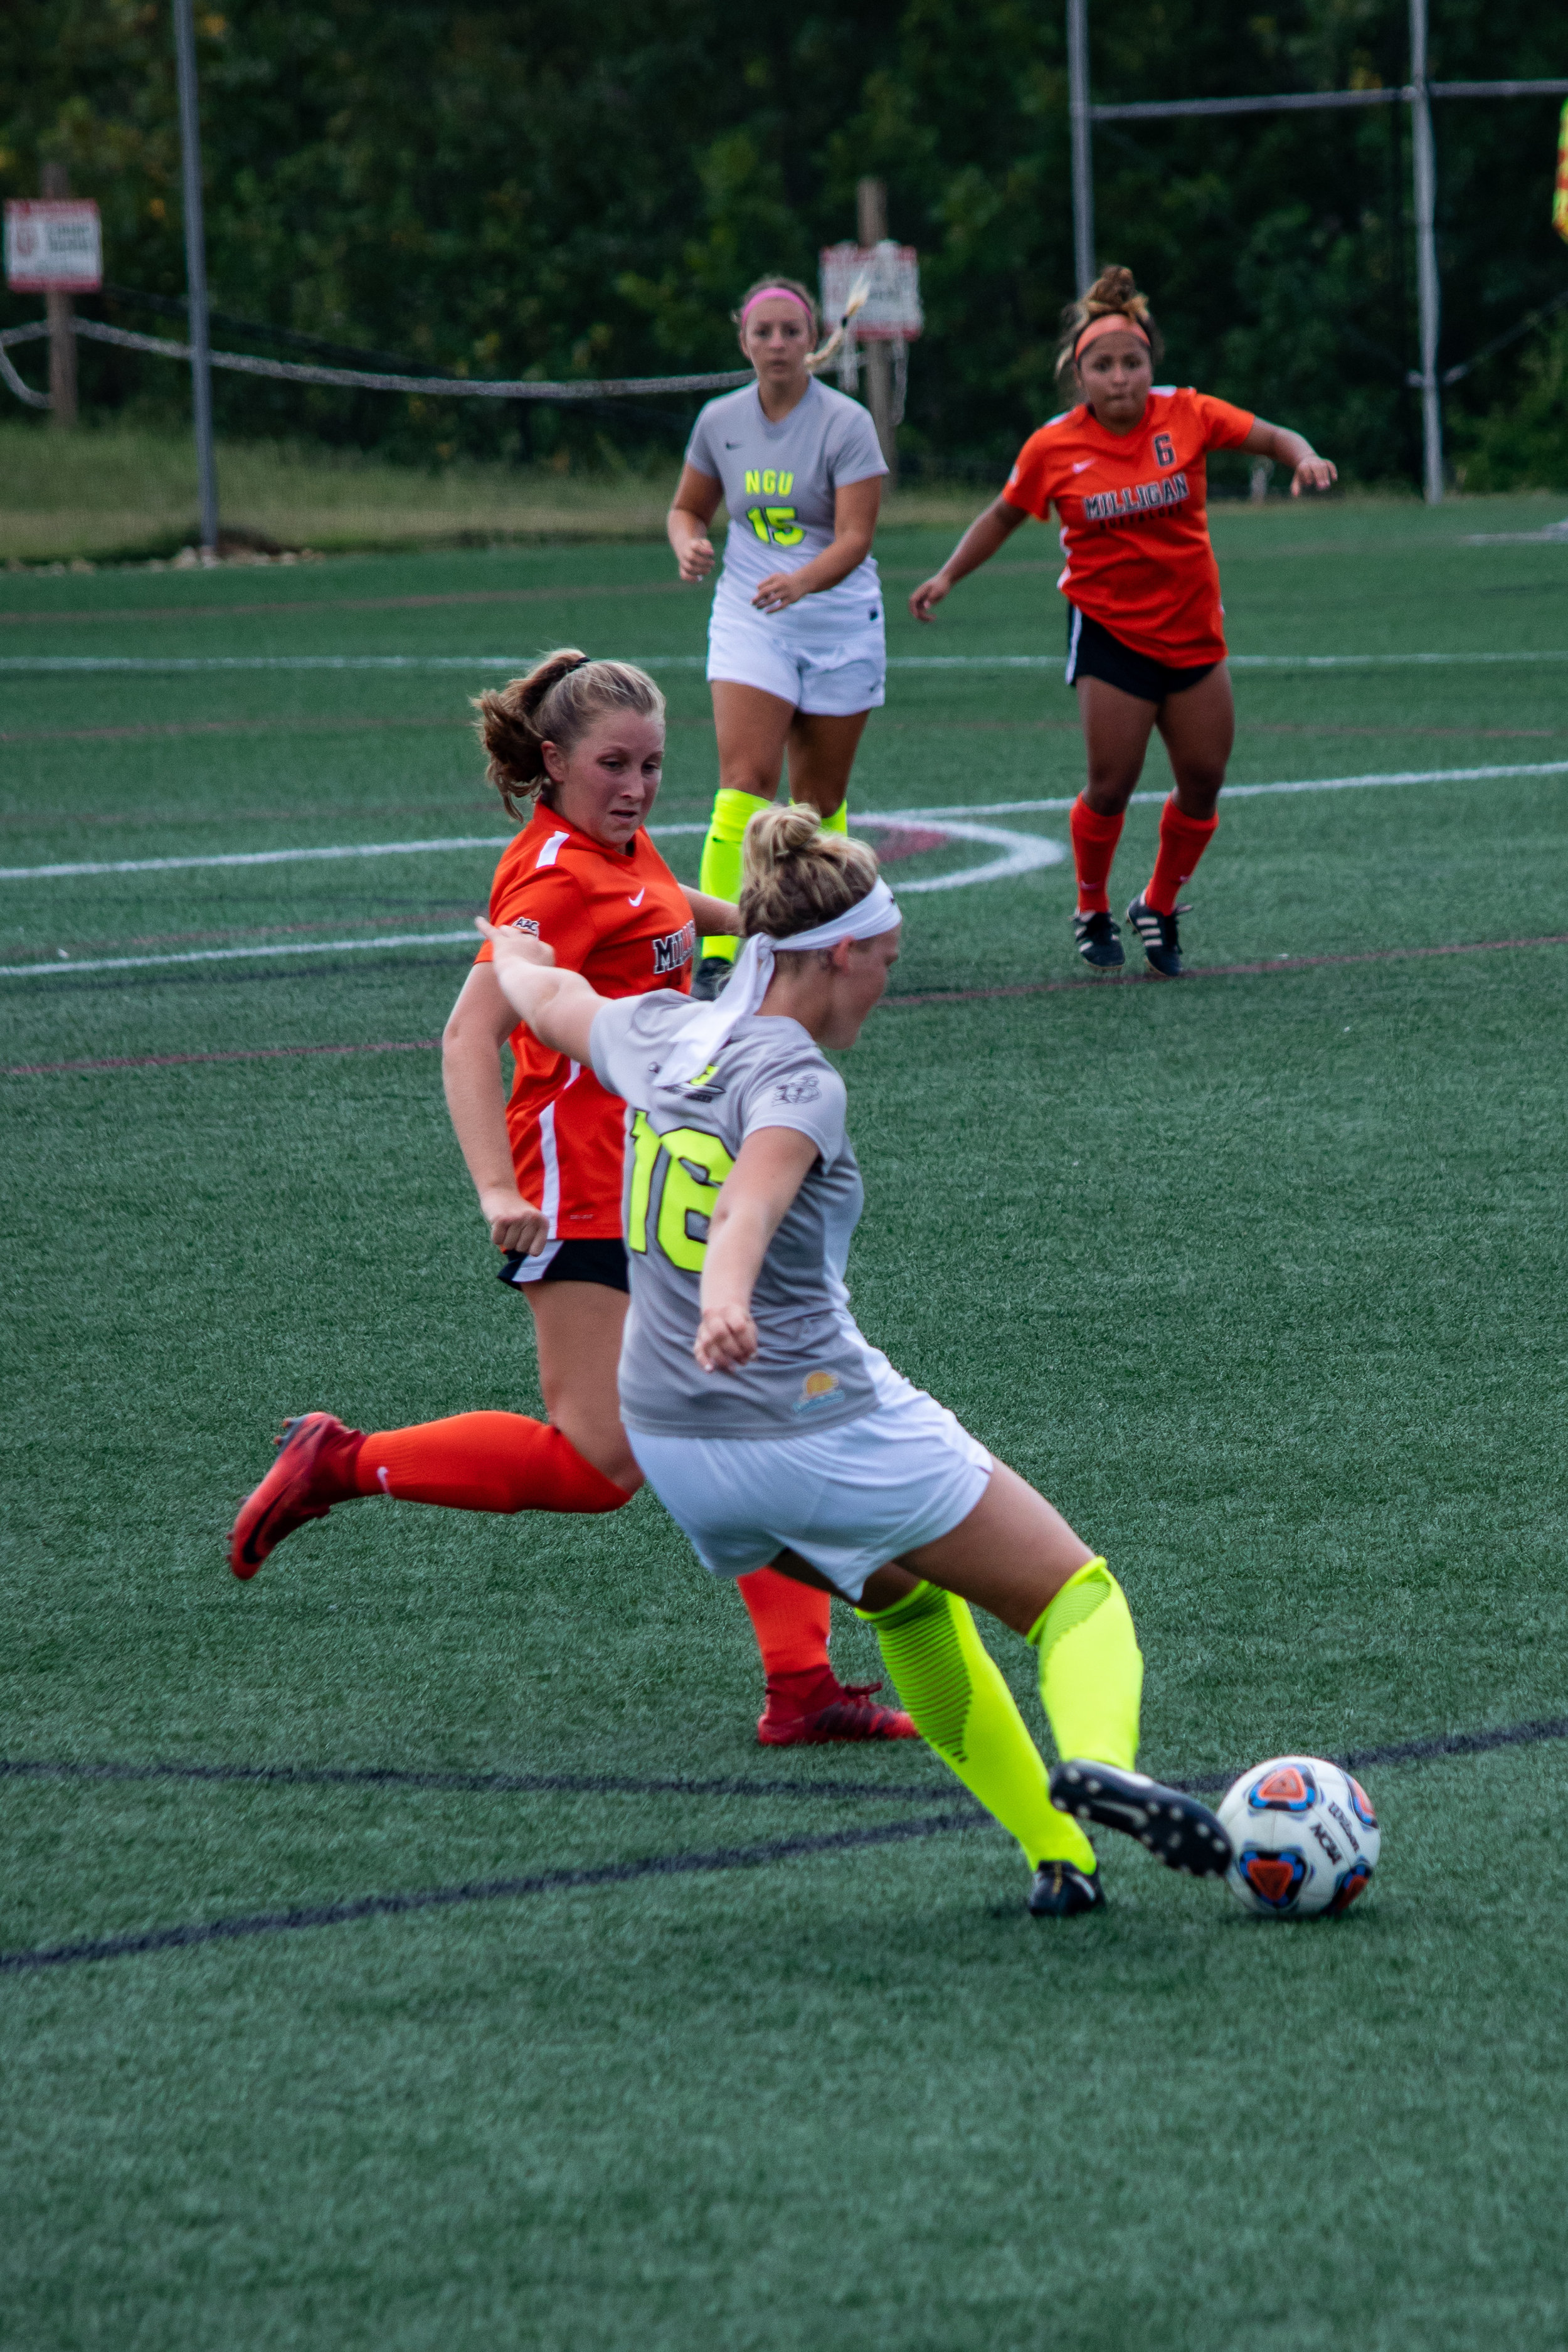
left=3, top=761, right=1563, bottom=887
left=4, top=650, right=1568, bottom=674
left=0, top=929, right=477, bottom=978
left=0, top=815, right=1062, bottom=976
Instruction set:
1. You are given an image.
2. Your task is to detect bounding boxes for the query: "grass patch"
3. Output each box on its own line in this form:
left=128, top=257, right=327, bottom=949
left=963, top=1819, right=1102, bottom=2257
left=3, top=506, right=1568, bottom=2347
left=0, top=421, right=990, bottom=564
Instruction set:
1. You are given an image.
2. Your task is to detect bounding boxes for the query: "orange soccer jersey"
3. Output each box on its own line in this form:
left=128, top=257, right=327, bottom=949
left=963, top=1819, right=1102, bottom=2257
left=1002, top=386, right=1255, bottom=667
left=474, top=807, right=695, bottom=1240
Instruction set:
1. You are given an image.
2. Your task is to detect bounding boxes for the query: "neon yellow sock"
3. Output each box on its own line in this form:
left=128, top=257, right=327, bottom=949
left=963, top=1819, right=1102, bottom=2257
left=697, top=787, right=771, bottom=962
left=819, top=800, right=848, bottom=835
left=858, top=1581, right=1096, bottom=1870
left=1028, top=1557, right=1143, bottom=1771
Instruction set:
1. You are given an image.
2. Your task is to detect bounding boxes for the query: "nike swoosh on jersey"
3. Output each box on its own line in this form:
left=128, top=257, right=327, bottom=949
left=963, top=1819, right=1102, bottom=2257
left=724, top=440, right=741, bottom=448
left=1072, top=459, right=1094, bottom=473
left=628, top=887, right=646, bottom=907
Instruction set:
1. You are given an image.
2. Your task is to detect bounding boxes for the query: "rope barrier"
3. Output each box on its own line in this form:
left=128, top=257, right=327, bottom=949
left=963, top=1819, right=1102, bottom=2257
left=0, top=317, right=751, bottom=405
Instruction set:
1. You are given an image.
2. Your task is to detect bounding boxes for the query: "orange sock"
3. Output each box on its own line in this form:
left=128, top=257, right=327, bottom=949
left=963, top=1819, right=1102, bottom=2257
left=1069, top=796, right=1126, bottom=913
left=736, top=1565, right=832, bottom=1682
left=1145, top=797, right=1219, bottom=914
left=354, top=1412, right=628, bottom=1514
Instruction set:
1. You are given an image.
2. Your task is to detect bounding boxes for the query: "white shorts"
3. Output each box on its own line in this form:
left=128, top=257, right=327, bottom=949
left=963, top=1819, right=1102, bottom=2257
left=706, top=596, right=886, bottom=717
left=627, top=1370, right=993, bottom=1601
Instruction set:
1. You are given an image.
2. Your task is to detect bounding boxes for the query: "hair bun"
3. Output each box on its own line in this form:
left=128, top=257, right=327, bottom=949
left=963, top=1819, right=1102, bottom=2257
left=738, top=802, right=882, bottom=940
left=1089, top=265, right=1139, bottom=312
left=1054, top=263, right=1161, bottom=383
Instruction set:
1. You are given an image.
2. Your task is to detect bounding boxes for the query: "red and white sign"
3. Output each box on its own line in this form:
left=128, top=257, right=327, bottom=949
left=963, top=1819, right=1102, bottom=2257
left=819, top=241, right=922, bottom=341
left=5, top=201, right=103, bottom=293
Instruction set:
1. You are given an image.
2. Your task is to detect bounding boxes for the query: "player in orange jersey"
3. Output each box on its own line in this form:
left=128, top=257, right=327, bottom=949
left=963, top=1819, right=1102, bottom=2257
left=229, top=650, right=914, bottom=1748
left=909, top=265, right=1336, bottom=978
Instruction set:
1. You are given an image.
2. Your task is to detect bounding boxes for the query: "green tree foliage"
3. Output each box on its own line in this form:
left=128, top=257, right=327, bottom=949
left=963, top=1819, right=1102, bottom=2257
left=3, top=0, right=1565, bottom=485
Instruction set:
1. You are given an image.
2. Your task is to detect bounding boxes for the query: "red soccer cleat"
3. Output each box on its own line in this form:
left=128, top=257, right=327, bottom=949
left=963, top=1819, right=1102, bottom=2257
left=228, top=1412, right=364, bottom=1579
left=757, top=1670, right=918, bottom=1747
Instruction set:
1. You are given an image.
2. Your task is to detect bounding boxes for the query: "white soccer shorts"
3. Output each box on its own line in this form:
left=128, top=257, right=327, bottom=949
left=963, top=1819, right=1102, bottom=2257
left=627, top=1368, right=993, bottom=1600
left=706, top=595, right=886, bottom=716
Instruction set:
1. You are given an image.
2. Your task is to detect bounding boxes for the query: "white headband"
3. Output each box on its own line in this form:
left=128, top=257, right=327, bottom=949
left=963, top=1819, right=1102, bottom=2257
left=665, top=879, right=901, bottom=1084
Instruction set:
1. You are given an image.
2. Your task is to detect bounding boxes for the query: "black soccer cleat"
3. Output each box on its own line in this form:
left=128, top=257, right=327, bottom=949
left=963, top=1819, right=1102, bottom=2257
left=1125, top=894, right=1187, bottom=978
left=1027, top=1859, right=1105, bottom=1918
left=1050, top=1760, right=1232, bottom=1878
left=1073, top=909, right=1125, bottom=971
left=691, top=955, right=735, bottom=1001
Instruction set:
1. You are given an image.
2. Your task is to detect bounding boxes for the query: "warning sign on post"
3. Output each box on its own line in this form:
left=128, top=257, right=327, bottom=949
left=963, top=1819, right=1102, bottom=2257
left=5, top=201, right=103, bottom=292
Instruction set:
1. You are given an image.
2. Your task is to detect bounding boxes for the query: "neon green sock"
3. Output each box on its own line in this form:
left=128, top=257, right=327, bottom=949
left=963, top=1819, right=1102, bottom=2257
left=697, top=787, right=771, bottom=962
left=1028, top=1557, right=1143, bottom=1771
left=858, top=1581, right=1096, bottom=1870
left=819, top=800, right=848, bottom=835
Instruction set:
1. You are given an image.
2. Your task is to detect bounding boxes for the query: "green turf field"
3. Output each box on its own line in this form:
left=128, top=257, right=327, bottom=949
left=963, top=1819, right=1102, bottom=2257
left=4, top=491, right=1567, bottom=2351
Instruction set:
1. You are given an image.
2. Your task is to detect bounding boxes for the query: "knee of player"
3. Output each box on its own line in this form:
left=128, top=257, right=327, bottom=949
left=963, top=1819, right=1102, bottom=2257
left=1175, top=770, right=1224, bottom=811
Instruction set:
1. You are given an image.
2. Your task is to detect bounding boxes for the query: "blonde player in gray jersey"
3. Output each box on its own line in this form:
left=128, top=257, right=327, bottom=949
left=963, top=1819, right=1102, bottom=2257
left=477, top=807, right=1232, bottom=1920
left=669, top=275, right=888, bottom=999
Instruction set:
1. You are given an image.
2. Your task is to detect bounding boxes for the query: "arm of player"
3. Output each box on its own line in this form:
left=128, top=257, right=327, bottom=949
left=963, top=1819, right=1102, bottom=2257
left=694, top=1126, right=821, bottom=1372
left=679, top=885, right=743, bottom=936
left=908, top=494, right=1029, bottom=621
left=474, top=919, right=605, bottom=1066
left=668, top=464, right=724, bottom=583
left=442, top=963, right=549, bottom=1256
left=1242, top=417, right=1337, bottom=495
left=751, top=475, right=883, bottom=612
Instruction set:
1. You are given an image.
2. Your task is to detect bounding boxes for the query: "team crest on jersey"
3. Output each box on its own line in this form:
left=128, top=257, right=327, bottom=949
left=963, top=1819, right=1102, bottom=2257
left=792, top=1369, right=840, bottom=1414
left=772, top=1074, right=820, bottom=1106
left=652, top=922, right=695, bottom=975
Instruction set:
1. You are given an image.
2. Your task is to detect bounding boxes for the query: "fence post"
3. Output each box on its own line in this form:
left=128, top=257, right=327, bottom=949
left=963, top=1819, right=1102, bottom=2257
left=856, top=178, right=898, bottom=484
left=39, top=162, right=77, bottom=429
left=172, top=0, right=220, bottom=554
left=1409, top=0, right=1444, bottom=502
left=1067, top=0, right=1096, bottom=293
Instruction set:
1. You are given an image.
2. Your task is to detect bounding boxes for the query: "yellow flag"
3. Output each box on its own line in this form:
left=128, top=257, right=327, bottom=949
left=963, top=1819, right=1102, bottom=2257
left=1556, top=100, right=1568, bottom=244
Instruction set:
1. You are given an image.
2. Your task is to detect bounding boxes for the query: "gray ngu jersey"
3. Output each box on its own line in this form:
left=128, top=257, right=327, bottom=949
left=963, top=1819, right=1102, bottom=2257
left=684, top=379, right=886, bottom=629
left=589, top=992, right=885, bottom=1439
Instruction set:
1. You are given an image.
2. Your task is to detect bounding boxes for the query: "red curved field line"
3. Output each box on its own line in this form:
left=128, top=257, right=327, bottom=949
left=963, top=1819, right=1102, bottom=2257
left=6, top=930, right=1566, bottom=1077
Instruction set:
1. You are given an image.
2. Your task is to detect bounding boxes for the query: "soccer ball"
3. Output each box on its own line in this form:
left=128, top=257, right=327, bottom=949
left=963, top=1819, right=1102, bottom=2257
left=1217, top=1756, right=1380, bottom=1919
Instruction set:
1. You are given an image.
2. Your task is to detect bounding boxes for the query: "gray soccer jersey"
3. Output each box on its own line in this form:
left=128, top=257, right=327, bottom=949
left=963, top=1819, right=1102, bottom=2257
left=684, top=379, right=887, bottom=628
left=588, top=991, right=884, bottom=1439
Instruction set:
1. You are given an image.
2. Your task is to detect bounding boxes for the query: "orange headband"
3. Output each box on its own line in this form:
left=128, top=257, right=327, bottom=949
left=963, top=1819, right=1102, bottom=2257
left=1074, top=310, right=1151, bottom=361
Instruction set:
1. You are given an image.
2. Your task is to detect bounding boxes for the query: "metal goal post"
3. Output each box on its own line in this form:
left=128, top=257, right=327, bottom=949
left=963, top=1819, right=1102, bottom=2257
left=1066, top=0, right=1568, bottom=501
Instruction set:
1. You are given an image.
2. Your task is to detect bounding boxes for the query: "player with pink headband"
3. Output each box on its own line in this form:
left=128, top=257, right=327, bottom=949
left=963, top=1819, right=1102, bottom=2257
left=668, top=274, right=889, bottom=1000
left=911, top=264, right=1337, bottom=977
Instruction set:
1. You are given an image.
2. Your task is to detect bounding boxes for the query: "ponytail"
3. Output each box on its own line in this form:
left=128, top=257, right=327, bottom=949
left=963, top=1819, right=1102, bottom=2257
left=472, top=649, right=665, bottom=822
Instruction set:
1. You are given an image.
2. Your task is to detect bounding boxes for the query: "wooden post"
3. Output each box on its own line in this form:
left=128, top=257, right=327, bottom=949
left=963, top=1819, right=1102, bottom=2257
left=856, top=177, right=898, bottom=484
left=40, top=162, right=77, bottom=430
